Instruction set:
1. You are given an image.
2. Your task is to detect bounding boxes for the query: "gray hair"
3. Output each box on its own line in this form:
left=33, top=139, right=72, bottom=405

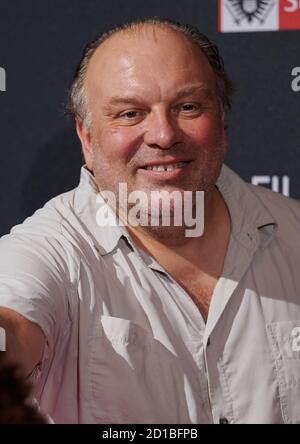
left=67, top=17, right=234, bottom=129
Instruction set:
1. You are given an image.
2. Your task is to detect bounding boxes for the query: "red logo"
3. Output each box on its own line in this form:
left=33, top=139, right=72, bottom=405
left=279, top=0, right=300, bottom=30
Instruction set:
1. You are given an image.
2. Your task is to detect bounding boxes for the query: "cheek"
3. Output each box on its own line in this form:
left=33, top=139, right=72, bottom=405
left=184, top=116, right=224, bottom=147
left=99, top=127, right=142, bottom=162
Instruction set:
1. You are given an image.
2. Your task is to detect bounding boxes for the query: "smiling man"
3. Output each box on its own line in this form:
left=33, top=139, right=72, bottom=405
left=1, top=18, right=300, bottom=424
left=74, top=20, right=231, bottom=321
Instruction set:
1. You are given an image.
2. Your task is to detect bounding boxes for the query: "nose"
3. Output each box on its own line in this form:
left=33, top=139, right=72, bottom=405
left=143, top=110, right=182, bottom=150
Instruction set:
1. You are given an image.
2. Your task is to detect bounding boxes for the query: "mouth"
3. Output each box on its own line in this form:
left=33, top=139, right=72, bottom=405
left=139, top=160, right=191, bottom=172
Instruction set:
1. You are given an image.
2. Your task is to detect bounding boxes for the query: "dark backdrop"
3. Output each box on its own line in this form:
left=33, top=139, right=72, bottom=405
left=0, top=0, right=299, bottom=235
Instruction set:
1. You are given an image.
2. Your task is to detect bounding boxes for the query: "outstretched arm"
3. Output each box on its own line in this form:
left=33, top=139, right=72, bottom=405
left=0, top=307, right=45, bottom=377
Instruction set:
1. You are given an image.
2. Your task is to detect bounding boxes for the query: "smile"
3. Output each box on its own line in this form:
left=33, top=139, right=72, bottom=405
left=141, top=161, right=190, bottom=172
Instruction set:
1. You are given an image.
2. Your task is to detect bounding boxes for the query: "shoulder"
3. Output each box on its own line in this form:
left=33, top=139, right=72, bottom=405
left=220, top=165, right=300, bottom=247
left=0, top=188, right=81, bottom=286
left=246, top=183, right=300, bottom=243
left=247, top=182, right=300, bottom=222
left=10, top=188, right=77, bottom=238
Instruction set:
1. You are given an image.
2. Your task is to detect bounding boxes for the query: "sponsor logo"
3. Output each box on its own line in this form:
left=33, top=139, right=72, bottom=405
left=280, top=0, right=300, bottom=29
left=251, top=175, right=290, bottom=196
left=219, top=0, right=300, bottom=32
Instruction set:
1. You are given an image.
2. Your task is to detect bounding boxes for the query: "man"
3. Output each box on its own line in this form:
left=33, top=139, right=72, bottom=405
left=0, top=18, right=300, bottom=424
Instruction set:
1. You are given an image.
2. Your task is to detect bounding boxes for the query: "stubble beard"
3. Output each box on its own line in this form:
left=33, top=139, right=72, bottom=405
left=91, top=138, right=225, bottom=244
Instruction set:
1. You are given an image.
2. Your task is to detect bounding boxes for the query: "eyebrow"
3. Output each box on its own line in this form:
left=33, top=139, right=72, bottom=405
left=103, top=97, right=145, bottom=110
left=173, top=84, right=214, bottom=101
left=103, top=84, right=214, bottom=112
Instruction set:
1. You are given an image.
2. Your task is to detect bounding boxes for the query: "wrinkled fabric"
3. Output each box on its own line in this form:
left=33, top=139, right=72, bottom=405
left=1, top=165, right=300, bottom=424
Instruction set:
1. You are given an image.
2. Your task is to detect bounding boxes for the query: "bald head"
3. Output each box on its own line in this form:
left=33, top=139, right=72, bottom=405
left=67, top=18, right=233, bottom=129
left=86, top=25, right=220, bottom=129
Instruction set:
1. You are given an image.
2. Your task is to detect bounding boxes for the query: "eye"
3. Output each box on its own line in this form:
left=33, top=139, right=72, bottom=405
left=119, top=109, right=148, bottom=121
left=117, top=109, right=147, bottom=125
left=120, top=110, right=139, bottom=119
left=179, top=103, right=200, bottom=113
left=174, top=102, right=203, bottom=119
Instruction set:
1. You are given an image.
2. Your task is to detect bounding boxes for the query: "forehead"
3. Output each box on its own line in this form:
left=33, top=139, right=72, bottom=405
left=85, top=26, right=216, bottom=103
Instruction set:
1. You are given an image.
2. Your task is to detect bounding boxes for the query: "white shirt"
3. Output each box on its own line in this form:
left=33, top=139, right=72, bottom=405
left=1, top=165, right=300, bottom=424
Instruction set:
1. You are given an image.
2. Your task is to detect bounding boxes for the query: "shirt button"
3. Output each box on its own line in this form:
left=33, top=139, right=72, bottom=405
left=219, top=417, right=229, bottom=424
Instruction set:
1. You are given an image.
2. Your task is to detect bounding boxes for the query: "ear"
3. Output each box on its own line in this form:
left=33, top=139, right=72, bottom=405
left=76, top=118, right=94, bottom=170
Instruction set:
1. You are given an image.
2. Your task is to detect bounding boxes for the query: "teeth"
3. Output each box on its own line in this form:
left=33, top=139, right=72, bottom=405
left=144, top=161, right=187, bottom=171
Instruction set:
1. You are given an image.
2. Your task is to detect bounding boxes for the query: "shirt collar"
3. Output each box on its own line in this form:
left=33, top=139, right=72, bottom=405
left=216, top=164, right=277, bottom=252
left=73, top=164, right=277, bottom=257
left=73, top=166, right=127, bottom=256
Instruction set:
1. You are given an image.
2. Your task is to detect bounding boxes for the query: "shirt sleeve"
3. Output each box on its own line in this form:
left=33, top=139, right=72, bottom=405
left=0, top=230, right=70, bottom=352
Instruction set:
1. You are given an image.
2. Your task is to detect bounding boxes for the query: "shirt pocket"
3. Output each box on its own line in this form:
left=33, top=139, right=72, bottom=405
left=88, top=315, right=187, bottom=424
left=266, top=321, right=300, bottom=424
